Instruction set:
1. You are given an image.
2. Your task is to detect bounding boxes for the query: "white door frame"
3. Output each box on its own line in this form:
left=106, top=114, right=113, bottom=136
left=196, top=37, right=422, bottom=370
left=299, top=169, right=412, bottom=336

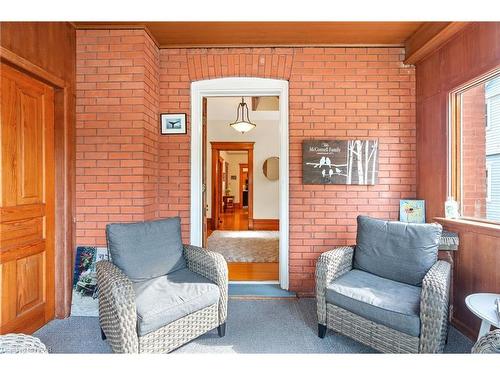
left=190, top=77, right=290, bottom=290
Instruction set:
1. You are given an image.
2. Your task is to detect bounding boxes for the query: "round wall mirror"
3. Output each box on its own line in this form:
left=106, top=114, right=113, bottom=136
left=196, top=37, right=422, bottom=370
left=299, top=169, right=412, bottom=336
left=263, top=157, right=279, bottom=181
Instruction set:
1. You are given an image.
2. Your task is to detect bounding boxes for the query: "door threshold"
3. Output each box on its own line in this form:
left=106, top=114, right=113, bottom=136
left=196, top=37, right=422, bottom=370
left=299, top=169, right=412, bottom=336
left=228, top=283, right=296, bottom=298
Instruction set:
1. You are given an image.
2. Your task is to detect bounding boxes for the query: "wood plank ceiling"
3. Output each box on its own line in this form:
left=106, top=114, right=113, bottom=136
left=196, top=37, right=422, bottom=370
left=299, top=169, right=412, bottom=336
left=73, top=21, right=470, bottom=64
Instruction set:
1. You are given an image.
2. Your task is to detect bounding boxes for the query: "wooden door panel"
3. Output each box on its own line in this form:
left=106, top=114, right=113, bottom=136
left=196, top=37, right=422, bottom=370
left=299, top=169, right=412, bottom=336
left=17, top=252, right=44, bottom=314
left=17, top=89, right=44, bottom=205
left=0, top=216, right=43, bottom=248
left=0, top=63, right=54, bottom=334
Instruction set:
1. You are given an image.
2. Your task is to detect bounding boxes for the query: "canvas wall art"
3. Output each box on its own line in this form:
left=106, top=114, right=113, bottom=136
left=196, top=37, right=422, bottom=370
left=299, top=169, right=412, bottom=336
left=302, top=140, right=379, bottom=185
left=400, top=199, right=426, bottom=223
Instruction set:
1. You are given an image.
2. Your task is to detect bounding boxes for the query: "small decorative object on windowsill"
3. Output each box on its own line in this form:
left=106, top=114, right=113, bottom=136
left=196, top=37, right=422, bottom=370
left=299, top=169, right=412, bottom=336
left=444, top=196, right=460, bottom=219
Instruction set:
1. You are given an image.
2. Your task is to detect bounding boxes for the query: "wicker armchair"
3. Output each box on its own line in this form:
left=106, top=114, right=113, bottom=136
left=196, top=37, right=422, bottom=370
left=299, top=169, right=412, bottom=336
left=97, top=218, right=228, bottom=353
left=316, top=216, right=451, bottom=354
left=471, top=330, right=500, bottom=353
left=0, top=334, right=48, bottom=354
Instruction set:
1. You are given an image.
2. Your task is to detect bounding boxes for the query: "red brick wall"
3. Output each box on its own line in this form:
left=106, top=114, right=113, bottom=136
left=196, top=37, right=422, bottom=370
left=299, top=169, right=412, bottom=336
left=76, top=29, right=160, bottom=245
left=461, top=84, right=487, bottom=217
left=76, top=30, right=417, bottom=294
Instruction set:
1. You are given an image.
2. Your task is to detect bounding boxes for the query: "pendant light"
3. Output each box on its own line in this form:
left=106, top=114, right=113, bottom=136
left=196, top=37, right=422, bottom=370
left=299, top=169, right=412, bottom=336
left=229, top=97, right=256, bottom=134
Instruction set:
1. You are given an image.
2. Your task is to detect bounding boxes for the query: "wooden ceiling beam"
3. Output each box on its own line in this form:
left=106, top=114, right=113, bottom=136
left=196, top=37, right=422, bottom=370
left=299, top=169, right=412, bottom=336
left=74, top=22, right=424, bottom=48
left=404, top=22, right=470, bottom=65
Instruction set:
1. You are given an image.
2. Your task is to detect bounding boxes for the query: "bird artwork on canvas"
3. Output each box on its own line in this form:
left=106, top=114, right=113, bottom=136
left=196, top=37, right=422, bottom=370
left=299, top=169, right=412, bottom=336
left=303, top=139, right=379, bottom=185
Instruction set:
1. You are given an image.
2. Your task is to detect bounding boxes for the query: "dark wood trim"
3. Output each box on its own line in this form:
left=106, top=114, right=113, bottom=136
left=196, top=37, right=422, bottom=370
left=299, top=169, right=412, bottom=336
left=404, top=22, right=469, bottom=65
left=74, top=21, right=424, bottom=49
left=211, top=142, right=254, bottom=230
left=217, top=155, right=224, bottom=216
left=0, top=47, right=66, bottom=88
left=239, top=163, right=248, bottom=208
left=253, top=219, right=280, bottom=231
left=1, top=46, right=75, bottom=319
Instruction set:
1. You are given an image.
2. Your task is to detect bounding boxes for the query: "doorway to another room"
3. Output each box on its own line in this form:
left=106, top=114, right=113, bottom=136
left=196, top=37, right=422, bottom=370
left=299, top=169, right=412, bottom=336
left=204, top=96, right=281, bottom=282
left=210, top=147, right=250, bottom=233
left=191, top=77, right=289, bottom=290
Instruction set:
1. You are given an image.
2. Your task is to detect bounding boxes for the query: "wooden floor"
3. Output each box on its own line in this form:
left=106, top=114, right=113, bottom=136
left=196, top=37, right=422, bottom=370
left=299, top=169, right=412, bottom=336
left=228, top=262, right=279, bottom=281
left=207, top=207, right=249, bottom=237
left=207, top=207, right=278, bottom=281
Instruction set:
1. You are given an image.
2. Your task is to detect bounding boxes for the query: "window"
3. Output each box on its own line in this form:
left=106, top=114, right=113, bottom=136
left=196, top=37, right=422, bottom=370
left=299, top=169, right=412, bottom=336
left=486, top=162, right=491, bottom=202
left=450, top=70, right=500, bottom=223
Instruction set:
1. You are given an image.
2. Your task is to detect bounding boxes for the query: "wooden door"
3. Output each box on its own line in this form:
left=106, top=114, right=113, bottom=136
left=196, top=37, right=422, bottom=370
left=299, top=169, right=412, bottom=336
left=215, top=154, right=224, bottom=229
left=202, top=97, right=208, bottom=245
left=239, top=163, right=249, bottom=207
left=0, top=63, right=55, bottom=334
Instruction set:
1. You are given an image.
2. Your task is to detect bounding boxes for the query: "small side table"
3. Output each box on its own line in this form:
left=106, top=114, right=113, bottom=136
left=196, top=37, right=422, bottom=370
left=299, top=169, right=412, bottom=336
left=465, top=293, right=500, bottom=340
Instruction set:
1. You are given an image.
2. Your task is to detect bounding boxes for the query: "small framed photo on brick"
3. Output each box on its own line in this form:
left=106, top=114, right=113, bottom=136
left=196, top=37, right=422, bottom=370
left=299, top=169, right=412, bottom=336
left=160, top=113, right=187, bottom=135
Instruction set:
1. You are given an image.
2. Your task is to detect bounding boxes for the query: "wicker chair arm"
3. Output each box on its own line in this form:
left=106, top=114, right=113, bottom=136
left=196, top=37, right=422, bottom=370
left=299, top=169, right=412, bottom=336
left=315, top=246, right=354, bottom=325
left=419, top=260, right=451, bottom=353
left=96, top=260, right=139, bottom=353
left=472, top=329, right=500, bottom=353
left=183, top=244, right=229, bottom=325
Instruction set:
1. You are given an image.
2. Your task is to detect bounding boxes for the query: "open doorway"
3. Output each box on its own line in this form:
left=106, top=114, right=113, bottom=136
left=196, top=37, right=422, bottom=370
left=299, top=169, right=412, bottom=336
left=191, top=77, right=289, bottom=290
left=204, top=96, right=280, bottom=282
left=209, top=143, right=253, bottom=233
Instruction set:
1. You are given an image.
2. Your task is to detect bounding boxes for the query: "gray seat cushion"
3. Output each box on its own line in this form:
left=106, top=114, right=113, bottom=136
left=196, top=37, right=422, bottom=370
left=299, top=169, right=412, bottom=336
left=106, top=217, right=186, bottom=282
left=353, top=215, right=442, bottom=286
left=327, top=269, right=422, bottom=337
left=132, top=268, right=220, bottom=336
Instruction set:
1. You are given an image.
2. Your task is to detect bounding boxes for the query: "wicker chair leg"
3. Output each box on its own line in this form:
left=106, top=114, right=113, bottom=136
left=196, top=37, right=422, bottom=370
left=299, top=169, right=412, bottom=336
left=318, top=324, right=327, bottom=338
left=217, top=323, right=226, bottom=337
left=100, top=327, right=106, bottom=341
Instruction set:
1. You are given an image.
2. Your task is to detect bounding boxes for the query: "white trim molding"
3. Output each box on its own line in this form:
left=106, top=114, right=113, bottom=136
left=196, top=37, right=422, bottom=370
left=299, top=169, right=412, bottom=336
left=190, top=77, right=290, bottom=290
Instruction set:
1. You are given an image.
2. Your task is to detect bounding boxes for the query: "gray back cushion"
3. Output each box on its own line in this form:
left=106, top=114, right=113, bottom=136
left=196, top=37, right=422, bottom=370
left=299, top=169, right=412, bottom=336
left=353, top=215, right=442, bottom=286
left=106, top=217, right=186, bottom=282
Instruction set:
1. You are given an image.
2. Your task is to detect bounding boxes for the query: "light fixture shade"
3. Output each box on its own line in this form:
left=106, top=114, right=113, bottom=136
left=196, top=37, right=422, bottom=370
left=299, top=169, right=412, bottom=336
left=230, top=121, right=256, bottom=133
left=229, top=97, right=256, bottom=133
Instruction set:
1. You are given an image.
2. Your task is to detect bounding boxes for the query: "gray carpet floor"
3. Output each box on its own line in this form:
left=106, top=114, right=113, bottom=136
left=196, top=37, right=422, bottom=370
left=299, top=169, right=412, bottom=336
left=34, top=298, right=473, bottom=354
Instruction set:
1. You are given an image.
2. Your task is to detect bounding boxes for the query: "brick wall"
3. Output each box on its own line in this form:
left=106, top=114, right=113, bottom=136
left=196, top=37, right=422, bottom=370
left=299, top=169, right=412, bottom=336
left=76, top=30, right=160, bottom=245
left=461, top=84, right=487, bottom=217
left=76, top=30, right=417, bottom=294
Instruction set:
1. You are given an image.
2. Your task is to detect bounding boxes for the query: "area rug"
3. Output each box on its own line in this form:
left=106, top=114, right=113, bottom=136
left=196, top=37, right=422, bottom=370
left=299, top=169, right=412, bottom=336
left=207, top=230, right=279, bottom=262
left=33, top=298, right=473, bottom=354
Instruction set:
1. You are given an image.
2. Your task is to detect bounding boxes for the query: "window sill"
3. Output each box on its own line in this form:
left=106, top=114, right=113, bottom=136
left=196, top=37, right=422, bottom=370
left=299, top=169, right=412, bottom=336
left=434, top=217, right=500, bottom=237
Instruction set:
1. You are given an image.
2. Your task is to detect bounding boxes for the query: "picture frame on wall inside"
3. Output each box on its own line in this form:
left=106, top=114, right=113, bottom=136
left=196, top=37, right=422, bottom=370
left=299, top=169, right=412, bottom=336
left=399, top=199, right=426, bottom=223
left=302, top=139, right=379, bottom=185
left=160, top=113, right=187, bottom=135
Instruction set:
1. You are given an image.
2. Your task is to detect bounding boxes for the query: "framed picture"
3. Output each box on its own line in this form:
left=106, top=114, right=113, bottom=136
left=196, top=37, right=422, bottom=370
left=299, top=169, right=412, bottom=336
left=302, top=139, right=379, bottom=185
left=160, top=113, right=187, bottom=135
left=400, top=199, right=426, bottom=223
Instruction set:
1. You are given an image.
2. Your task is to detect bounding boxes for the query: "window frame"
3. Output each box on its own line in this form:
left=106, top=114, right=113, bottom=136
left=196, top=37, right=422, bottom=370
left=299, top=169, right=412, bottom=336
left=448, top=68, right=500, bottom=224
left=485, top=97, right=491, bottom=131
left=486, top=161, right=492, bottom=203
